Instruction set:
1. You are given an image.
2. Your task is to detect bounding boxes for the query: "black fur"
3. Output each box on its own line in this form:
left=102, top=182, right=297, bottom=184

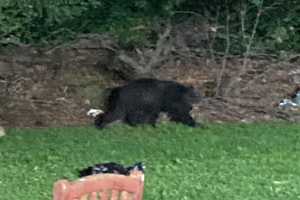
left=79, top=162, right=128, bottom=177
left=79, top=162, right=145, bottom=177
left=95, top=78, right=201, bottom=128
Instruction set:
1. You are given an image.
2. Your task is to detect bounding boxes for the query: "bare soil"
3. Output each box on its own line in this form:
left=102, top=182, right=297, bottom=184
left=1, top=35, right=300, bottom=128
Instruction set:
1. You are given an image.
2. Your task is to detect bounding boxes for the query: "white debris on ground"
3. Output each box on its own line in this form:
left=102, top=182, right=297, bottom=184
left=279, top=99, right=299, bottom=109
left=279, top=89, right=300, bottom=110
left=0, top=126, right=6, bottom=137
left=87, top=109, right=104, bottom=117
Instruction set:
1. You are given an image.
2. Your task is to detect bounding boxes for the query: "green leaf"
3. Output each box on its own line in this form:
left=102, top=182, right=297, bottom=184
left=250, top=0, right=263, bottom=7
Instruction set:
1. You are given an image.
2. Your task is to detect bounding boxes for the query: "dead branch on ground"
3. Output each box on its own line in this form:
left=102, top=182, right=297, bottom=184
left=216, top=2, right=231, bottom=96
left=224, top=0, right=264, bottom=96
left=117, top=22, right=172, bottom=78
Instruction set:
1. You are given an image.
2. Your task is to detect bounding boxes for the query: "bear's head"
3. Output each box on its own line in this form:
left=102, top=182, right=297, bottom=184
left=183, top=86, right=202, bottom=104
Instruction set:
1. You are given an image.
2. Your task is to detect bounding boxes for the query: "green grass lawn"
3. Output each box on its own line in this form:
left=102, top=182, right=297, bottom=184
left=0, top=123, right=300, bottom=200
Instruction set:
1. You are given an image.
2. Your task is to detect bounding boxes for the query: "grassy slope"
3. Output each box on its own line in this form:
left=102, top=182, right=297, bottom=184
left=0, top=123, right=300, bottom=200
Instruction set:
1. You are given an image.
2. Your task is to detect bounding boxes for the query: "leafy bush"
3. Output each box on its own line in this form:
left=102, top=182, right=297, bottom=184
left=181, top=0, right=300, bottom=54
left=0, top=0, right=299, bottom=53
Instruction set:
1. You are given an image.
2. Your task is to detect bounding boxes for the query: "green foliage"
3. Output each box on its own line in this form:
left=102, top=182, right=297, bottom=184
left=176, top=0, right=300, bottom=53
left=242, top=0, right=300, bottom=52
left=0, top=0, right=176, bottom=45
left=1, top=123, right=300, bottom=199
left=0, top=0, right=299, bottom=53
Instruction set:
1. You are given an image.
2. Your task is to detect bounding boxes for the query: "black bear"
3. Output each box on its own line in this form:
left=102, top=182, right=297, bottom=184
left=95, top=78, right=201, bottom=128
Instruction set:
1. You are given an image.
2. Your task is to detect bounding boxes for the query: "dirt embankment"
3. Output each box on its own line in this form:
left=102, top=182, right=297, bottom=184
left=1, top=33, right=300, bottom=128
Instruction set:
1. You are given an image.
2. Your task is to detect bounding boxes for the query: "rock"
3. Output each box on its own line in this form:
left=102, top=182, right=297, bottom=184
left=289, top=70, right=300, bottom=84
left=0, top=126, right=6, bottom=137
